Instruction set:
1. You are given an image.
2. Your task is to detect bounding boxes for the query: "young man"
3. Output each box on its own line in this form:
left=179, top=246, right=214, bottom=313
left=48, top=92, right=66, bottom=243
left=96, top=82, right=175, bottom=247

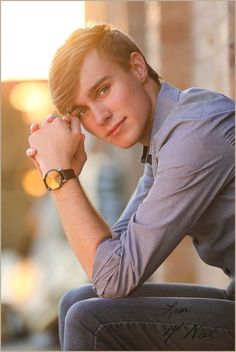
left=27, top=24, right=234, bottom=351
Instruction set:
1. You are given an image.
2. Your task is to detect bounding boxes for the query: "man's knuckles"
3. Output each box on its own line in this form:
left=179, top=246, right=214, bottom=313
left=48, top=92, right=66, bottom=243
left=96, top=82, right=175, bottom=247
left=26, top=147, right=37, bottom=157
left=30, top=123, right=40, bottom=134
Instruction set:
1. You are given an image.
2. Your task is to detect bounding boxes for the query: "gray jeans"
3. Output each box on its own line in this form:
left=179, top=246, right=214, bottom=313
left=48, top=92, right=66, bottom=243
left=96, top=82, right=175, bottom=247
left=59, top=283, right=234, bottom=351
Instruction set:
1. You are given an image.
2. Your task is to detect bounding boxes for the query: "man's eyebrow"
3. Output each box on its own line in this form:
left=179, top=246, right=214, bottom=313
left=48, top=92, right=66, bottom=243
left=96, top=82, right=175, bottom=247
left=69, top=75, right=111, bottom=115
left=87, top=75, right=111, bottom=97
left=69, top=104, right=82, bottom=115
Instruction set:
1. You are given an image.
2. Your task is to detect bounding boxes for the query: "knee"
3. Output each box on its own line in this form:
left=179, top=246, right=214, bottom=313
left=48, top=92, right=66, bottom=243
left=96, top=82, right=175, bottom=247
left=65, top=299, right=100, bottom=331
left=64, top=299, right=103, bottom=351
left=59, top=284, right=95, bottom=317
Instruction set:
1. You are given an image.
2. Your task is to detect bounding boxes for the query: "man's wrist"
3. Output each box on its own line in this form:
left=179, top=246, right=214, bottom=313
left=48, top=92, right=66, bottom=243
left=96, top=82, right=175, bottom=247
left=41, top=163, right=72, bottom=176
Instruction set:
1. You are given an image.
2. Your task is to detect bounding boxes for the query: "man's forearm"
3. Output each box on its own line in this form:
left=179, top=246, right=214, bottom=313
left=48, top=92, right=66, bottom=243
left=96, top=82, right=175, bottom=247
left=51, top=177, right=112, bottom=279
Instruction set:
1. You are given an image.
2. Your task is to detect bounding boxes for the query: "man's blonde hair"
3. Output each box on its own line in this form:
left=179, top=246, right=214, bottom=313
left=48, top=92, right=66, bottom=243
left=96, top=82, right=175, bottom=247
left=49, top=24, right=160, bottom=115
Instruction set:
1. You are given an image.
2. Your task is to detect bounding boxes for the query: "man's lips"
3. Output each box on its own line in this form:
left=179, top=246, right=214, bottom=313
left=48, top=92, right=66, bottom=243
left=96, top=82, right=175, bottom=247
left=106, top=117, right=127, bottom=137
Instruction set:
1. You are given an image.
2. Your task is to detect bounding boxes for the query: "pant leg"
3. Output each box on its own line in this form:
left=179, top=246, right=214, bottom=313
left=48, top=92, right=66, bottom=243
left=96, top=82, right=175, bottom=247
left=58, top=282, right=229, bottom=348
left=60, top=283, right=235, bottom=351
left=58, top=284, right=97, bottom=348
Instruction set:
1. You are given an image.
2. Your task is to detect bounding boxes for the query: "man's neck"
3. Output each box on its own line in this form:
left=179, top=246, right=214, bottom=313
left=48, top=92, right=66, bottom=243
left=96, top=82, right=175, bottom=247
left=139, top=79, right=161, bottom=146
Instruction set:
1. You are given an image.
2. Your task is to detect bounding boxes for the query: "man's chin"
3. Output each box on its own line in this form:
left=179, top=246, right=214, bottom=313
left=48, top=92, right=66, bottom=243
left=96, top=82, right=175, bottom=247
left=112, top=139, right=137, bottom=149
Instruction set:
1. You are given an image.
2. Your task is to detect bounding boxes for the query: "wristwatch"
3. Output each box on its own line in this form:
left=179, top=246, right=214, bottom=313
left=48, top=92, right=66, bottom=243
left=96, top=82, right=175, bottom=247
left=43, top=168, right=77, bottom=191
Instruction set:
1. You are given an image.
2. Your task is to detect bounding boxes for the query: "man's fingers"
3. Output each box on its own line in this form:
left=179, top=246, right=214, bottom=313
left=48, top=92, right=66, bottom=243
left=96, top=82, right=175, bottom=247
left=26, top=147, right=37, bottom=157
left=46, top=114, right=58, bottom=123
left=79, top=133, right=86, bottom=144
left=75, top=134, right=86, bottom=156
left=31, top=156, right=42, bottom=174
left=69, top=115, right=82, bottom=134
left=30, top=123, right=40, bottom=134
left=25, top=149, right=42, bottom=175
left=62, top=115, right=71, bottom=123
left=30, top=115, right=57, bottom=133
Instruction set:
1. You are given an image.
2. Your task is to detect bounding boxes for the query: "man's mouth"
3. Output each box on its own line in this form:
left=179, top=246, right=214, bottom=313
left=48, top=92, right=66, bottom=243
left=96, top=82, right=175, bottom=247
left=106, top=117, right=127, bottom=137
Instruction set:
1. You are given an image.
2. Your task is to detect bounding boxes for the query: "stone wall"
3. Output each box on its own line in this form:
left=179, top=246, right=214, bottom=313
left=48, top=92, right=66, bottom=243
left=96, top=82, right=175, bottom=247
left=192, top=0, right=234, bottom=98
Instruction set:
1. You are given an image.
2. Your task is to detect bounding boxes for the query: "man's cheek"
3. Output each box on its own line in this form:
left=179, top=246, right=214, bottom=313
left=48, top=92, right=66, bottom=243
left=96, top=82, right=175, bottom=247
left=80, top=123, right=93, bottom=136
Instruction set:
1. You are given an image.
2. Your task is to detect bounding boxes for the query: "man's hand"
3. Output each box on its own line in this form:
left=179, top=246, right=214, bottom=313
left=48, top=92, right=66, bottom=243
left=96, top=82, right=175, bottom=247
left=26, top=115, right=87, bottom=176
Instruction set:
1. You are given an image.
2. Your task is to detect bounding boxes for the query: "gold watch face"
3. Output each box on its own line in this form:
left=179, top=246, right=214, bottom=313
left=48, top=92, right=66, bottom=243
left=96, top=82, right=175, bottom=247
left=45, top=170, right=62, bottom=190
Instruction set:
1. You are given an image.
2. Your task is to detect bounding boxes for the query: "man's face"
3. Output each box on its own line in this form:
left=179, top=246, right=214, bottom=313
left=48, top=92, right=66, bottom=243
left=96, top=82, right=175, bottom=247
left=71, top=49, right=155, bottom=148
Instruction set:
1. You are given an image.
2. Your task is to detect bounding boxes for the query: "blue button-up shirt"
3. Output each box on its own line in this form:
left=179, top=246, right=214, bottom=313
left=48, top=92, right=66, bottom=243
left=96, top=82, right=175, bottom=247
left=92, top=81, right=235, bottom=299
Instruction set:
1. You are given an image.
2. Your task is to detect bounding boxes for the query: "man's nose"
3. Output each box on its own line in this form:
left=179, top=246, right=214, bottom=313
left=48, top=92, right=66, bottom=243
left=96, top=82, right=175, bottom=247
left=92, top=104, right=112, bottom=125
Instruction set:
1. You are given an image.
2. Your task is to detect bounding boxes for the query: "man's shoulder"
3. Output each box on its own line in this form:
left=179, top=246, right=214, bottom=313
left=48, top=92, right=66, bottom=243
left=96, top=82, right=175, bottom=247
left=156, top=85, right=234, bottom=135
left=153, top=82, right=234, bottom=139
left=174, top=86, right=234, bottom=120
left=153, top=87, right=234, bottom=159
left=151, top=82, right=235, bottom=165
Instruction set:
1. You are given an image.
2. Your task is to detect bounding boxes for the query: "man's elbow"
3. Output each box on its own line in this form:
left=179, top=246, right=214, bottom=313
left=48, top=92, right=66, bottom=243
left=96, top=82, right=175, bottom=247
left=92, top=240, right=141, bottom=298
left=94, top=285, right=133, bottom=298
left=92, top=272, right=139, bottom=298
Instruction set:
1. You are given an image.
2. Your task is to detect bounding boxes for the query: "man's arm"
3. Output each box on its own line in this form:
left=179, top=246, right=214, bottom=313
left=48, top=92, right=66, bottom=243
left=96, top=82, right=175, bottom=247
left=50, top=178, right=112, bottom=279
left=28, top=116, right=112, bottom=279
left=111, top=163, right=154, bottom=237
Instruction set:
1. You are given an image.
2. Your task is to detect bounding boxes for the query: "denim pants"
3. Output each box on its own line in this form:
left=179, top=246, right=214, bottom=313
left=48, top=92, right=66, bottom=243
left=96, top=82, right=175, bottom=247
left=59, top=282, right=234, bottom=351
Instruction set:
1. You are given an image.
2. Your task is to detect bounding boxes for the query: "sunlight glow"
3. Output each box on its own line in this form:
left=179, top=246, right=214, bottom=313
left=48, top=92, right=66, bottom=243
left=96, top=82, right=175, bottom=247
left=1, top=1, right=85, bottom=81
left=9, top=258, right=41, bottom=305
left=22, top=169, right=46, bottom=197
left=10, top=82, right=52, bottom=123
left=10, top=82, right=51, bottom=112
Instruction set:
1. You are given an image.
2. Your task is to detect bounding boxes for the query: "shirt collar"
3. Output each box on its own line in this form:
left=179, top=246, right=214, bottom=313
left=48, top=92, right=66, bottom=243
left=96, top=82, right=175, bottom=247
left=140, top=146, right=152, bottom=164
left=140, top=81, right=181, bottom=163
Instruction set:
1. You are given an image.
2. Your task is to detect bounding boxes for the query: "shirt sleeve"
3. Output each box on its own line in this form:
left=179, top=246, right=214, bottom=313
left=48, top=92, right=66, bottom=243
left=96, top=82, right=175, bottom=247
left=92, top=117, right=234, bottom=298
left=111, top=163, right=154, bottom=239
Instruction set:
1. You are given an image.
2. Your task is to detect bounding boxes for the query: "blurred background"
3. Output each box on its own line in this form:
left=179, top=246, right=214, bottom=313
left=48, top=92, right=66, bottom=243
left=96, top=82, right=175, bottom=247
left=1, top=1, right=235, bottom=350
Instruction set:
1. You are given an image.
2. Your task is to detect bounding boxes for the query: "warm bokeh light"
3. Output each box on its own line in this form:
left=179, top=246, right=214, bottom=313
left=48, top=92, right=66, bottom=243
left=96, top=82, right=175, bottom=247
left=10, top=82, right=50, bottom=112
left=1, top=1, right=85, bottom=81
left=22, top=169, right=46, bottom=197
left=9, top=258, right=41, bottom=305
left=10, top=82, right=52, bottom=123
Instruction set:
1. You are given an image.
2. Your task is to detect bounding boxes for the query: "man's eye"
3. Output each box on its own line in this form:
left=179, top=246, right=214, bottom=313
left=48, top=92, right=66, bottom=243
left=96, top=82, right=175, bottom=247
left=78, top=107, right=87, bottom=118
left=98, top=86, right=109, bottom=97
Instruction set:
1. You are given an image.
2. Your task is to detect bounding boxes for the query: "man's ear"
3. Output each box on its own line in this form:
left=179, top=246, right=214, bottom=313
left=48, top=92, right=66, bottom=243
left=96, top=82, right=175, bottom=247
left=129, top=52, right=148, bottom=83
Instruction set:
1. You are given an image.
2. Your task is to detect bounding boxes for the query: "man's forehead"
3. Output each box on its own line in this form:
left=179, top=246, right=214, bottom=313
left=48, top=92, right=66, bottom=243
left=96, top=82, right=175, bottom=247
left=79, top=49, right=116, bottom=81
left=81, top=48, right=109, bottom=66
